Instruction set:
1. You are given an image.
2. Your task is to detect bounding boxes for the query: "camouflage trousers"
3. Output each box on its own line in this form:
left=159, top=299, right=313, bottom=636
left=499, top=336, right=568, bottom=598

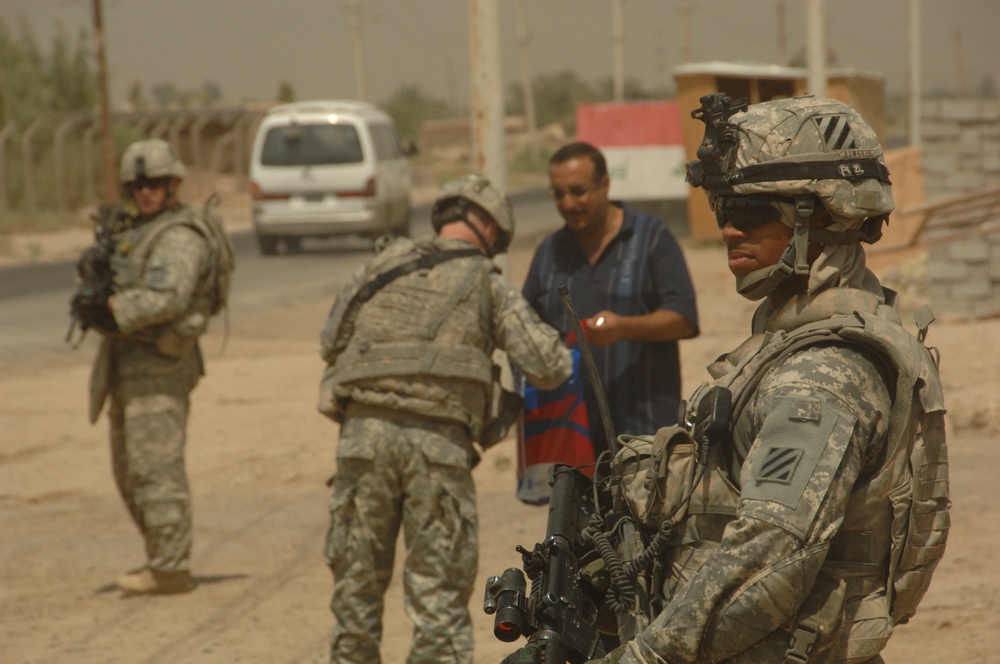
left=325, top=403, right=478, bottom=664
left=108, top=341, right=201, bottom=573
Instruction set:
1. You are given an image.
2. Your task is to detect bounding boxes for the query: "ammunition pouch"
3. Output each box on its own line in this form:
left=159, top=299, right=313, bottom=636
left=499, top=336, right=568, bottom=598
left=154, top=312, right=207, bottom=358
left=613, top=426, right=698, bottom=530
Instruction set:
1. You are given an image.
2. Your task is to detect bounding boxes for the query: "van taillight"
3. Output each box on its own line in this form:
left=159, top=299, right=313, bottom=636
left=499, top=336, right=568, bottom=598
left=339, top=177, right=376, bottom=198
left=251, top=181, right=290, bottom=201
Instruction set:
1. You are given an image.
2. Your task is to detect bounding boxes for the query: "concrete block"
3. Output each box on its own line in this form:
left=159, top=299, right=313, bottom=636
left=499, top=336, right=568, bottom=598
left=949, top=238, right=991, bottom=262
left=946, top=171, right=986, bottom=190
left=941, top=99, right=984, bottom=121
left=922, top=151, right=959, bottom=174
left=921, top=120, right=960, bottom=140
left=927, top=258, right=969, bottom=281
left=950, top=271, right=992, bottom=298
left=959, top=127, right=985, bottom=150
left=921, top=99, right=943, bottom=120
left=984, top=152, right=1000, bottom=172
left=981, top=101, right=1000, bottom=122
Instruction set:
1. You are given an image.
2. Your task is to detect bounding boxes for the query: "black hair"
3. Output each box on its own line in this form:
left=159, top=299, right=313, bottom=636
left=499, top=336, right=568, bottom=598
left=549, top=141, right=608, bottom=180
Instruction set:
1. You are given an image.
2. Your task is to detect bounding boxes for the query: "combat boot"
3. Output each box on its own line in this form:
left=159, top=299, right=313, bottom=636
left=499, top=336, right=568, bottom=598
left=117, top=567, right=194, bottom=596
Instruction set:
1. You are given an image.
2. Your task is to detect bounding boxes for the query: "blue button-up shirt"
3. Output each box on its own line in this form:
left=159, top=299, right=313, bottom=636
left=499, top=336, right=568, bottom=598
left=522, top=203, right=699, bottom=454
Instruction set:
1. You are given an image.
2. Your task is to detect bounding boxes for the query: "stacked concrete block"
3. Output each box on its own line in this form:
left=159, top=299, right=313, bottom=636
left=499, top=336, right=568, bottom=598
left=925, top=208, right=1000, bottom=319
left=922, top=99, right=1000, bottom=200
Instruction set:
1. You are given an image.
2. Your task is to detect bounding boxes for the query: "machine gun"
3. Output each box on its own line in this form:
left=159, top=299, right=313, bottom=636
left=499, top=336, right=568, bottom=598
left=484, top=463, right=611, bottom=664
left=485, top=383, right=736, bottom=663
left=66, top=203, right=126, bottom=345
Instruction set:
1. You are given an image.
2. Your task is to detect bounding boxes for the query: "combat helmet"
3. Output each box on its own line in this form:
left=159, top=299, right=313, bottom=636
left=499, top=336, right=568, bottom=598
left=120, top=139, right=187, bottom=184
left=685, top=93, right=894, bottom=299
left=431, top=174, right=514, bottom=256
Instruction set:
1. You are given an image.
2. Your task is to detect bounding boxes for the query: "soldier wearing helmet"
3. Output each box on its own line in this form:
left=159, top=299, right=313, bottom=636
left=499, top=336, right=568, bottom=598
left=80, top=138, right=229, bottom=596
left=317, top=174, right=572, bottom=664
left=578, top=96, right=948, bottom=664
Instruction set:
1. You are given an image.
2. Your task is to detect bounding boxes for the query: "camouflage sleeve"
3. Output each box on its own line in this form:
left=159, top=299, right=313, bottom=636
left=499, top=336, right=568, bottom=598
left=489, top=274, right=572, bottom=390
left=625, top=343, right=892, bottom=664
left=112, top=225, right=209, bottom=334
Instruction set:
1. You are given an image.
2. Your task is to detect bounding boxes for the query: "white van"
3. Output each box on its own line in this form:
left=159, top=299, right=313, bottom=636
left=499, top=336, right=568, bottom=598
left=249, top=100, right=411, bottom=255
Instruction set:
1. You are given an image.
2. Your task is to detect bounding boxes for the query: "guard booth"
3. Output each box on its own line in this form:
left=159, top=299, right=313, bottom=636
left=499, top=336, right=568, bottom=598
left=673, top=62, right=887, bottom=240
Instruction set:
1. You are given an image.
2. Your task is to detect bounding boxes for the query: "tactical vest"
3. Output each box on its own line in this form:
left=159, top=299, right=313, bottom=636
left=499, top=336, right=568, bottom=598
left=110, top=204, right=228, bottom=356
left=322, top=240, right=499, bottom=437
left=615, top=287, right=949, bottom=663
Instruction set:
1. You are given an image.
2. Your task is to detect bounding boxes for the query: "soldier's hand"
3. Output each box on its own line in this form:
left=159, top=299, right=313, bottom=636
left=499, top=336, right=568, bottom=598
left=76, top=245, right=109, bottom=279
left=500, top=645, right=540, bottom=663
left=71, top=296, right=118, bottom=332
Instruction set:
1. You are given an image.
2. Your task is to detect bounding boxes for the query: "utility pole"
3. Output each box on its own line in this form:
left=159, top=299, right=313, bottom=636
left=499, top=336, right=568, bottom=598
left=909, top=0, right=922, bottom=148
left=468, top=0, right=505, bottom=192
left=346, top=0, right=368, bottom=101
left=611, top=0, right=625, bottom=103
left=777, top=0, right=788, bottom=65
left=91, top=0, right=117, bottom=202
left=678, top=0, right=692, bottom=64
left=806, top=0, right=827, bottom=97
left=513, top=0, right=540, bottom=161
left=954, top=29, right=966, bottom=96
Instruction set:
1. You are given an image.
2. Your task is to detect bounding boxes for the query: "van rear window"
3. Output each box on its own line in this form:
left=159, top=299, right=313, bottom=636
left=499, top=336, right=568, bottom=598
left=260, top=124, right=363, bottom=166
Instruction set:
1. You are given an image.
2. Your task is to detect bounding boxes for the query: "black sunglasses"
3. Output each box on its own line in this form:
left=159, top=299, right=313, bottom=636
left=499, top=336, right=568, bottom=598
left=130, top=177, right=171, bottom=192
left=714, top=195, right=794, bottom=231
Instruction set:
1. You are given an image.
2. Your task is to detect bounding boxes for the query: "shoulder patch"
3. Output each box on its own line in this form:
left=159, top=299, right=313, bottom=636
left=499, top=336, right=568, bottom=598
left=758, top=447, right=803, bottom=484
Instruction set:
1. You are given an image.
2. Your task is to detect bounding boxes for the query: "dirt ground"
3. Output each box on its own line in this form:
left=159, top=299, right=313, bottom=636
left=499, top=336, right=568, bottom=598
left=2, top=198, right=999, bottom=664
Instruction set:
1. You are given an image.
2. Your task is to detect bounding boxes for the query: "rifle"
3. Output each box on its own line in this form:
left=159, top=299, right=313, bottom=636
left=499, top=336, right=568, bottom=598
left=486, top=386, right=735, bottom=663
left=66, top=203, right=126, bottom=345
left=485, top=463, right=611, bottom=664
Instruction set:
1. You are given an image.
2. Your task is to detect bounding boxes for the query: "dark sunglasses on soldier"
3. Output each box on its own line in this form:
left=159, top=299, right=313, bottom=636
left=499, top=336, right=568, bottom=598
left=130, top=177, right=171, bottom=192
left=714, top=195, right=794, bottom=231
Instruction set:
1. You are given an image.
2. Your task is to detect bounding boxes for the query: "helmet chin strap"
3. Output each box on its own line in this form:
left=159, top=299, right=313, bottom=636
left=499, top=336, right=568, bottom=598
left=461, top=217, right=496, bottom=258
left=735, top=195, right=814, bottom=301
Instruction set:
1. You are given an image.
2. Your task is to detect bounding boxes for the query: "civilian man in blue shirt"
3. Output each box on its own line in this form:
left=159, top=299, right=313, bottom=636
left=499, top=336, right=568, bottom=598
left=522, top=141, right=699, bottom=456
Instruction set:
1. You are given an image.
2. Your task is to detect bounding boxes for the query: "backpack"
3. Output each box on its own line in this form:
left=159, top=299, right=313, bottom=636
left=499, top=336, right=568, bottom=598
left=198, top=194, right=235, bottom=316
left=128, top=195, right=235, bottom=341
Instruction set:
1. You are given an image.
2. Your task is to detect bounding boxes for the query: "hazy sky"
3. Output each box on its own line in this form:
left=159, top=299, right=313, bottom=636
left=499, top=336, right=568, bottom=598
left=3, top=0, right=998, bottom=109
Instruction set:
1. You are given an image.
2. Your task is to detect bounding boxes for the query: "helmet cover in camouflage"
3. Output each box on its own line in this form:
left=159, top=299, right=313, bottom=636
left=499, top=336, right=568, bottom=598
left=721, top=95, right=894, bottom=225
left=431, top=174, right=515, bottom=253
left=686, top=95, right=895, bottom=300
left=120, top=139, right=187, bottom=183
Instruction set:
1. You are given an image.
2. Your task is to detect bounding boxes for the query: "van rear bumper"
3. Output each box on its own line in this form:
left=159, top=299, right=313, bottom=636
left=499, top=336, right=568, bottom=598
left=252, top=207, right=384, bottom=237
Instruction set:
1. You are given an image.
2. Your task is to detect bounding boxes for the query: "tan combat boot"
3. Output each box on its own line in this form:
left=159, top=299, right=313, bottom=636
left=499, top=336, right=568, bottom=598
left=117, top=567, right=195, bottom=596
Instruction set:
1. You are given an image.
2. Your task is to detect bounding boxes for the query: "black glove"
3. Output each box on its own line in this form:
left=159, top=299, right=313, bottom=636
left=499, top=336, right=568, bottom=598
left=76, top=245, right=112, bottom=284
left=500, top=645, right=541, bottom=664
left=70, top=293, right=118, bottom=332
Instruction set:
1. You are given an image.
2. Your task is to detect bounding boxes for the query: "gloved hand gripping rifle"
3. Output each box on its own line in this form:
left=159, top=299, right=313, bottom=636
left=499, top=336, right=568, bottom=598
left=66, top=203, right=125, bottom=344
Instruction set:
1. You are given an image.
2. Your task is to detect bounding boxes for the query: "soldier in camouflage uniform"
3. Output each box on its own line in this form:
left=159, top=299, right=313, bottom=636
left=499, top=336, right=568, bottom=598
left=84, top=139, right=221, bottom=596
left=318, top=175, right=573, bottom=664
left=585, top=96, right=949, bottom=663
